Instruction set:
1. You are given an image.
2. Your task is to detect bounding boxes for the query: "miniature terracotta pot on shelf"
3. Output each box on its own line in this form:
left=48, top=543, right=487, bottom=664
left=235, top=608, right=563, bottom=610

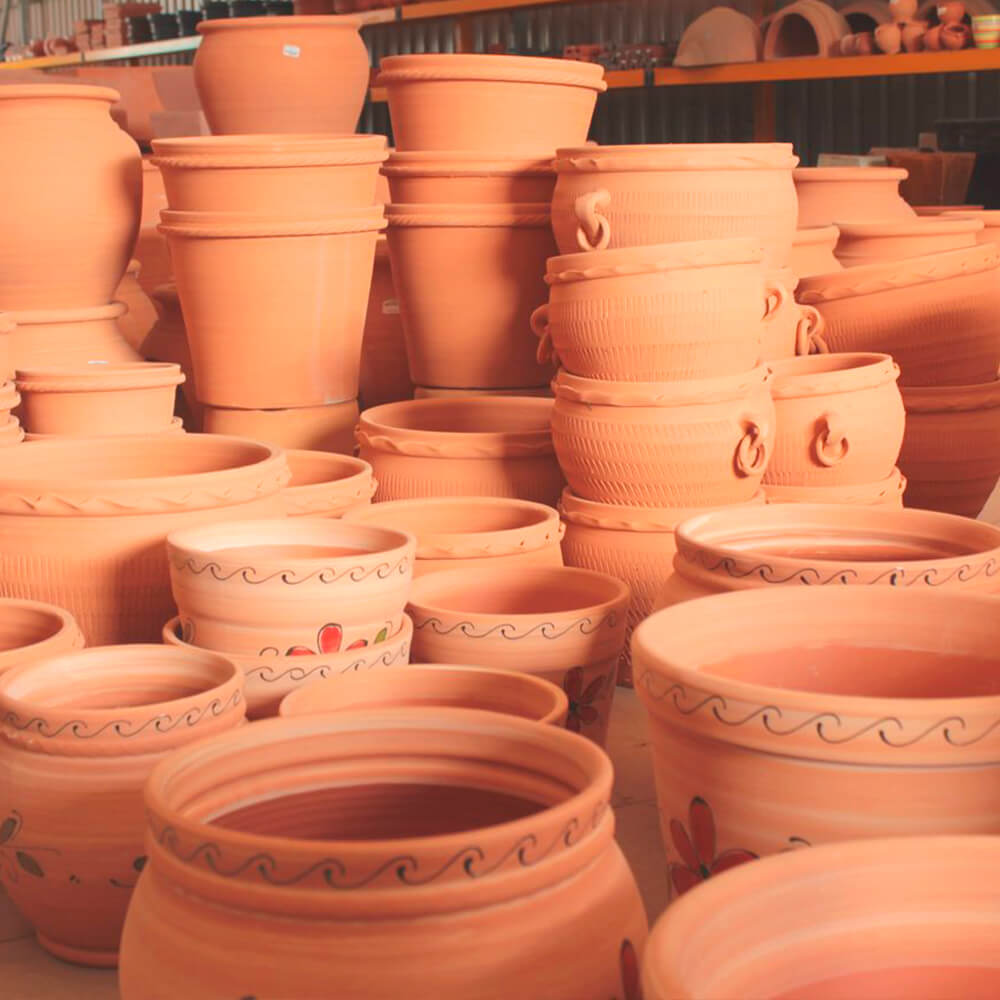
left=874, top=20, right=903, bottom=50
left=376, top=53, right=607, bottom=153
left=343, top=496, right=564, bottom=577
left=0, top=598, right=83, bottom=678
left=764, top=466, right=906, bottom=507
left=674, top=7, right=762, bottom=66
left=924, top=22, right=945, bottom=45
left=281, top=450, right=375, bottom=518
left=162, top=614, right=413, bottom=719
left=634, top=587, right=1000, bottom=893
left=9, top=304, right=142, bottom=369
left=0, top=434, right=288, bottom=646
left=793, top=166, right=916, bottom=226
left=787, top=224, right=842, bottom=277
left=759, top=267, right=826, bottom=361
left=407, top=566, right=629, bottom=746
left=357, top=397, right=564, bottom=506
left=834, top=215, right=983, bottom=265
left=115, top=261, right=159, bottom=352
left=202, top=400, right=359, bottom=455
left=641, top=835, right=1000, bottom=999
left=551, top=144, right=799, bottom=269
left=550, top=368, right=775, bottom=508
left=901, top=17, right=928, bottom=48
left=762, top=0, right=851, bottom=57
left=0, top=644, right=244, bottom=968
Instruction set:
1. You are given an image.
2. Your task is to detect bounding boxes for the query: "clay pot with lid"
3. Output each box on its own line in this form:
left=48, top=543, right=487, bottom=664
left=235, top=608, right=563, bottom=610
left=9, top=304, right=142, bottom=369
left=551, top=143, right=799, bottom=269
left=759, top=267, right=826, bottom=360
left=764, top=467, right=906, bottom=507
left=834, top=215, right=983, bottom=265
left=203, top=400, right=360, bottom=455
left=0, top=644, right=244, bottom=967
left=281, top=450, right=375, bottom=518
left=550, top=368, right=775, bottom=507
left=0, top=598, right=83, bottom=678
left=794, top=166, right=916, bottom=226
left=787, top=224, right=841, bottom=277
left=376, top=54, right=606, bottom=153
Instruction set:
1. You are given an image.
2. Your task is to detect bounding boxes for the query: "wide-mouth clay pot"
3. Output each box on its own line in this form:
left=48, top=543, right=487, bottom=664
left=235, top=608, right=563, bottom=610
left=787, top=224, right=842, bottom=277
left=407, top=565, right=629, bottom=746
left=281, top=450, right=375, bottom=518
left=551, top=368, right=775, bottom=508
left=634, top=587, right=1000, bottom=896
left=764, top=352, right=904, bottom=487
left=357, top=397, right=564, bottom=507
left=943, top=207, right=1000, bottom=246
left=0, top=434, right=288, bottom=646
left=279, top=662, right=569, bottom=726
left=0, top=598, right=83, bottom=677
left=376, top=54, right=606, bottom=153
left=759, top=267, right=826, bottom=360
left=641, top=835, right=1000, bottom=999
left=794, top=166, right=916, bottom=226
left=118, top=709, right=647, bottom=999
left=764, top=466, right=906, bottom=507
left=9, top=303, right=142, bottom=369
left=0, top=643, right=244, bottom=967
left=203, top=400, right=359, bottom=455
left=834, top=215, right=984, bottom=266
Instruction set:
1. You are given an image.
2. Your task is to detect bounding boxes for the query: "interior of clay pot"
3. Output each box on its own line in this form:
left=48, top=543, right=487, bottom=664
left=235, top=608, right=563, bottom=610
left=0, top=605, right=65, bottom=654
left=370, top=398, right=551, bottom=435
left=285, top=451, right=363, bottom=487
left=768, top=352, right=884, bottom=379
left=352, top=499, right=549, bottom=537
left=770, top=14, right=820, bottom=57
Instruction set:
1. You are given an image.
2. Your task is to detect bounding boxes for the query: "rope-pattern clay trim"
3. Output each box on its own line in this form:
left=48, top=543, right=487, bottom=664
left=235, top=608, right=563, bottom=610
left=356, top=429, right=555, bottom=459
left=386, top=212, right=551, bottom=229
left=415, top=524, right=564, bottom=559
left=13, top=373, right=185, bottom=393
left=169, top=554, right=411, bottom=586
left=283, top=478, right=377, bottom=516
left=151, top=151, right=388, bottom=169
left=412, top=612, right=618, bottom=641
left=768, top=360, right=899, bottom=400
left=552, top=371, right=769, bottom=407
left=559, top=504, right=684, bottom=533
left=554, top=152, right=798, bottom=173
left=545, top=250, right=762, bottom=284
left=247, top=639, right=410, bottom=683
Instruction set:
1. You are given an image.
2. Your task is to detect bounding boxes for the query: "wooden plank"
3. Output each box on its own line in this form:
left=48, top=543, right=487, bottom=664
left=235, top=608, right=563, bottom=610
left=0, top=53, right=83, bottom=69
left=83, top=37, right=200, bottom=63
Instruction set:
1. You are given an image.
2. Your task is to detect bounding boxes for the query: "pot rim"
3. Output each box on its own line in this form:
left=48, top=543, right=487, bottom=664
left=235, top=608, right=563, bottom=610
left=152, top=133, right=385, bottom=157
left=764, top=467, right=905, bottom=503
left=159, top=205, right=386, bottom=238
left=376, top=53, right=607, bottom=92
left=834, top=216, right=984, bottom=238
left=901, top=376, right=1000, bottom=413
left=15, top=361, right=185, bottom=392
left=554, top=142, right=797, bottom=172
left=7, top=302, right=127, bottom=325
left=0, top=83, right=120, bottom=105
left=552, top=366, right=771, bottom=408
left=791, top=224, right=840, bottom=245
left=385, top=202, right=551, bottom=228
left=0, top=599, right=82, bottom=673
left=198, top=14, right=361, bottom=33
left=382, top=150, right=555, bottom=176
left=943, top=209, right=1000, bottom=226
left=793, top=165, right=909, bottom=182
left=766, top=352, right=898, bottom=398
left=282, top=450, right=374, bottom=512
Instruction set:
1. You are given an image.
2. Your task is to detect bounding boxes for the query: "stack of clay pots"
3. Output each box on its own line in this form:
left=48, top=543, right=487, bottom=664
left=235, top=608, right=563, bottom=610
left=151, top=134, right=388, bottom=453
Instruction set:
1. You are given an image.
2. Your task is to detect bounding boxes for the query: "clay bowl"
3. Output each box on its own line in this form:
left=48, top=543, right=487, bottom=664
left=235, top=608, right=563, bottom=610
left=0, top=598, right=84, bottom=677
left=281, top=450, right=375, bottom=518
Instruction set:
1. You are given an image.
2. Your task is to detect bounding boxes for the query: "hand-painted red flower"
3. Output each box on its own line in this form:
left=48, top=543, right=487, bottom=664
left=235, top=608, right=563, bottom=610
left=668, top=796, right=757, bottom=897
left=562, top=666, right=603, bottom=733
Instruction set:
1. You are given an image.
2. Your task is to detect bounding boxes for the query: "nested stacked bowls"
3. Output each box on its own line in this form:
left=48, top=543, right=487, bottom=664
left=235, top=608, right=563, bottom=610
left=280, top=450, right=375, bottom=518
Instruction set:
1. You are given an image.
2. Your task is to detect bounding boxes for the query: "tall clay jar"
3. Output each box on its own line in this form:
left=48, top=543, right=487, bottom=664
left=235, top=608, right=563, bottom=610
left=0, top=645, right=244, bottom=967
left=119, top=709, right=647, bottom=998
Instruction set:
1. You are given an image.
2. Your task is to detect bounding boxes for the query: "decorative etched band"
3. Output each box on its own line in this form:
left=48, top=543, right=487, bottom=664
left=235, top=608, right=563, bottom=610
left=247, top=639, right=410, bottom=684
left=555, top=152, right=799, bottom=173
left=411, top=612, right=619, bottom=641
left=168, top=554, right=411, bottom=586
left=151, top=151, right=388, bottom=169
left=377, top=67, right=607, bottom=90
left=356, top=429, right=555, bottom=459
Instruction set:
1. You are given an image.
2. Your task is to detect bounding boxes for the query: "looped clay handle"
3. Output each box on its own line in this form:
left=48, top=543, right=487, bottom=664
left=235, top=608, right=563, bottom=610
left=813, top=411, right=850, bottom=467
left=530, top=303, right=559, bottom=367
left=796, top=305, right=828, bottom=355
left=735, top=419, right=769, bottom=477
left=761, top=279, right=788, bottom=323
left=574, top=189, right=612, bottom=251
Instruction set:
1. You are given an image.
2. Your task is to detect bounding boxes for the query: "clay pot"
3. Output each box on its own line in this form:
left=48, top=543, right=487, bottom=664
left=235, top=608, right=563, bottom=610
left=534, top=238, right=780, bottom=382
left=413, top=386, right=553, bottom=398
left=944, top=208, right=1000, bottom=244
left=915, top=203, right=984, bottom=214
left=376, top=54, right=606, bottom=153
left=840, top=32, right=860, bottom=53
left=763, top=0, right=851, bottom=58
left=550, top=368, right=775, bottom=507
left=854, top=28, right=878, bottom=50
left=118, top=708, right=646, bottom=998
left=357, top=397, right=564, bottom=506
left=674, top=7, right=762, bottom=66
left=798, top=243, right=1000, bottom=386
left=759, top=268, right=826, bottom=361
left=834, top=215, right=983, bottom=265
left=641, top=835, right=1000, bottom=998
left=0, top=643, right=243, bottom=967
left=408, top=566, right=629, bottom=746
left=925, top=22, right=945, bottom=44
left=901, top=17, right=928, bottom=47
left=942, top=19, right=972, bottom=43
left=9, top=304, right=142, bottom=369
left=194, top=17, right=369, bottom=134
left=15, top=362, right=184, bottom=437
left=891, top=0, right=919, bottom=17
left=764, top=353, right=905, bottom=487
left=167, top=518, right=415, bottom=657
left=151, top=134, right=388, bottom=214
left=281, top=450, right=375, bottom=518
left=794, top=166, right=916, bottom=226
left=22, top=418, right=184, bottom=443
left=279, top=663, right=569, bottom=725
left=899, top=378, right=1000, bottom=517
left=115, top=261, right=159, bottom=352
left=559, top=488, right=766, bottom=688
left=788, top=225, right=842, bottom=278
left=202, top=400, right=359, bottom=454
left=142, top=283, right=200, bottom=431
left=938, top=0, right=969, bottom=21
left=0, top=434, right=288, bottom=646
left=0, top=85, right=141, bottom=310
left=764, top=467, right=906, bottom=506
left=919, top=0, right=998, bottom=21
left=386, top=203, right=555, bottom=390
left=874, top=21, right=903, bottom=50
left=0, top=598, right=83, bottom=678
left=551, top=144, right=799, bottom=269
left=343, top=497, right=563, bottom=577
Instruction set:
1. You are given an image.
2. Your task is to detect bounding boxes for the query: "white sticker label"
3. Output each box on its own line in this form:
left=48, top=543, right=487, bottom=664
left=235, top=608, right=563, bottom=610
left=382, top=299, right=400, bottom=315
left=283, top=44, right=301, bottom=58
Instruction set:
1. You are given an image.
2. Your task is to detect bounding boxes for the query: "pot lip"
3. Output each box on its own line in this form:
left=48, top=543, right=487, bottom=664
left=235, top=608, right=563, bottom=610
left=0, top=598, right=82, bottom=669
left=835, top=216, right=984, bottom=237
left=152, top=133, right=386, bottom=159
left=943, top=208, right=1000, bottom=226
left=23, top=416, right=184, bottom=441
left=283, top=450, right=372, bottom=493
left=15, top=361, right=185, bottom=392
left=764, top=467, right=905, bottom=502
left=554, top=142, right=797, bottom=171
left=792, top=224, right=840, bottom=245
left=160, top=205, right=386, bottom=238
left=914, top=204, right=985, bottom=214
left=552, top=366, right=770, bottom=407
left=766, top=352, right=898, bottom=397
left=385, top=202, right=551, bottom=228
left=382, top=150, right=555, bottom=176
left=0, top=83, right=120, bottom=105
left=901, top=376, right=1000, bottom=412
left=793, top=165, right=909, bottom=182
left=198, top=14, right=361, bottom=32
left=7, top=302, right=127, bottom=324
left=376, top=53, right=607, bottom=92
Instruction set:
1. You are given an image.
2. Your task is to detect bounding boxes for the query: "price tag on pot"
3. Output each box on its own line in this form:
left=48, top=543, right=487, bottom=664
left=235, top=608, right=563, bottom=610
left=282, top=44, right=301, bottom=58
left=382, top=299, right=400, bottom=315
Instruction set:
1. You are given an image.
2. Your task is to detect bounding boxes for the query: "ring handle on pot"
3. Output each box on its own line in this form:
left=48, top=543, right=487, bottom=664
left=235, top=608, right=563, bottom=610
left=530, top=303, right=559, bottom=366
left=574, top=189, right=612, bottom=251
left=798, top=305, right=828, bottom=355
left=761, top=279, right=788, bottom=322
left=735, top=420, right=769, bottom=477
left=813, top=411, right=849, bottom=467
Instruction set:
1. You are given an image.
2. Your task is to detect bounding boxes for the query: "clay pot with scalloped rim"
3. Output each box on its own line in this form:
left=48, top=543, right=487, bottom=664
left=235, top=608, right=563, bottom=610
left=9, top=304, right=141, bottom=369
left=759, top=268, right=826, bottom=361
left=764, top=467, right=906, bottom=507
left=794, top=166, right=916, bottom=227
left=788, top=225, right=842, bottom=278
left=281, top=451, right=375, bottom=518
left=834, top=216, right=983, bottom=265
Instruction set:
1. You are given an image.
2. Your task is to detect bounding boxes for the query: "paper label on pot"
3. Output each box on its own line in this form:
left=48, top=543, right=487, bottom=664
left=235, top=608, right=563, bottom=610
left=382, top=299, right=400, bottom=315
left=283, top=44, right=301, bottom=57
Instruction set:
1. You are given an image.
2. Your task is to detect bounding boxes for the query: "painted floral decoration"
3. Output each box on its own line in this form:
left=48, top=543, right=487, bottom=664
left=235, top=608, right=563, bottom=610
left=0, top=811, right=50, bottom=883
left=563, top=666, right=604, bottom=732
left=271, top=623, right=390, bottom=657
left=668, top=796, right=757, bottom=897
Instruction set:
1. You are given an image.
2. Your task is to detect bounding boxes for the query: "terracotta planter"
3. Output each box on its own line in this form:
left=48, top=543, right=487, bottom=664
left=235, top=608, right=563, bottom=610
left=534, top=238, right=779, bottom=382
left=788, top=224, right=842, bottom=277
left=551, top=368, right=775, bottom=507
left=408, top=566, right=629, bottom=746
left=135, top=158, right=171, bottom=296
left=0, top=598, right=83, bottom=678
left=280, top=663, right=569, bottom=726
left=899, top=378, right=1000, bottom=517
left=944, top=207, right=1000, bottom=244
left=203, top=400, right=359, bottom=454
left=0, top=434, right=288, bottom=646
left=115, top=261, right=159, bottom=352
left=22, top=417, right=184, bottom=442
left=759, top=268, right=826, bottom=361
left=386, top=203, right=555, bottom=389
left=358, top=397, right=564, bottom=506
left=151, top=134, right=388, bottom=214
left=343, top=496, right=564, bottom=576
left=0, top=643, right=243, bottom=967
left=9, top=304, right=141, bottom=369
left=764, top=352, right=904, bottom=487
left=194, top=16, right=369, bottom=134
left=376, top=54, right=606, bottom=153
left=0, top=85, right=141, bottom=310
left=0, top=314, right=13, bottom=383
left=0, top=418, right=23, bottom=448
left=161, top=207, right=384, bottom=409
left=142, top=283, right=201, bottom=431
left=797, top=243, right=1000, bottom=386
left=834, top=215, right=983, bottom=265
left=414, top=385, right=553, bottom=398
left=794, top=166, right=916, bottom=226
left=764, top=467, right=906, bottom=507
left=642, top=836, right=1000, bottom=999
left=15, top=362, right=184, bottom=437
left=551, top=144, right=798, bottom=269
left=282, top=450, right=375, bottom=518
left=763, top=0, right=851, bottom=56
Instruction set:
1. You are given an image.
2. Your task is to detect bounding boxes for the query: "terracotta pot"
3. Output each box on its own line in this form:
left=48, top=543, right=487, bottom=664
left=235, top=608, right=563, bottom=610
left=0, top=598, right=83, bottom=678
left=764, top=353, right=904, bottom=487
left=674, top=7, right=762, bottom=65
left=9, top=304, right=142, bottom=369
left=788, top=224, right=842, bottom=277
left=386, top=203, right=554, bottom=390
left=834, top=216, right=983, bottom=265
left=559, top=488, right=766, bottom=688
left=142, top=283, right=201, bottom=431
left=118, top=708, right=646, bottom=998
left=915, top=203, right=984, bottom=214
left=943, top=207, right=1000, bottom=245
left=0, top=434, right=288, bottom=646
left=797, top=243, right=1000, bottom=386
left=551, top=144, right=798, bottom=269
left=0, top=643, right=243, bottom=967
left=414, top=386, right=553, bottom=398
left=358, top=397, right=564, bottom=506
left=161, top=207, right=384, bottom=409
left=408, top=566, right=628, bottom=746
left=376, top=54, right=606, bottom=153
left=901, top=17, right=928, bottom=48
left=280, top=663, right=569, bottom=726
left=550, top=368, right=775, bottom=507
left=642, top=835, right=1000, bottom=999
left=942, top=19, right=972, bottom=43
left=343, top=497, right=563, bottom=577
left=0, top=417, right=23, bottom=449
left=764, top=466, right=906, bottom=506
left=0, top=85, right=140, bottom=310
left=135, top=159, right=171, bottom=297
left=899, top=378, right=1000, bottom=517
left=763, top=0, right=851, bottom=57
left=874, top=20, right=903, bottom=49
left=919, top=0, right=999, bottom=21
left=938, top=0, right=969, bottom=22
left=22, top=417, right=184, bottom=442
left=794, top=166, right=916, bottom=226
left=534, top=238, right=779, bottom=382
left=759, top=268, right=826, bottom=361
left=282, top=450, right=375, bottom=518
left=151, top=134, right=388, bottom=214
left=925, top=22, right=945, bottom=44
left=194, top=16, right=369, bottom=134
left=15, top=362, right=184, bottom=437
left=202, top=400, right=359, bottom=454
left=115, top=261, right=159, bottom=352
